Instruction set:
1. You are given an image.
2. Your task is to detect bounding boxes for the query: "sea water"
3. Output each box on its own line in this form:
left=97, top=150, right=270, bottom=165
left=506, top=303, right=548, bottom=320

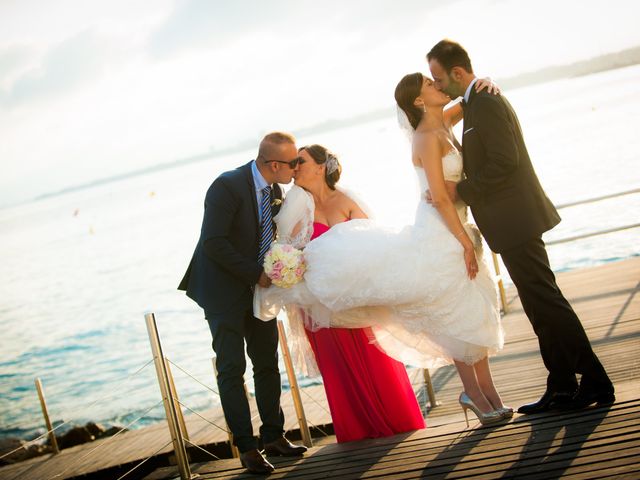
left=1, top=65, right=639, bottom=440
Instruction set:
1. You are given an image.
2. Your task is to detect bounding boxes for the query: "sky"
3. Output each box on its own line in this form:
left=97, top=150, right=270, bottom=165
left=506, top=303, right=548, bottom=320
left=1, top=0, right=640, bottom=207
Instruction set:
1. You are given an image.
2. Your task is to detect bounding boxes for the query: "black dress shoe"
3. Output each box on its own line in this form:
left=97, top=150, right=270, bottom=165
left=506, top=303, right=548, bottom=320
left=517, top=390, right=575, bottom=414
left=263, top=436, right=308, bottom=457
left=566, top=387, right=615, bottom=410
left=240, top=449, right=275, bottom=474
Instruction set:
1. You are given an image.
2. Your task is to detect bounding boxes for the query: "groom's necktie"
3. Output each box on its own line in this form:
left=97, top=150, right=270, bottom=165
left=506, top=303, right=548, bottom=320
left=258, top=186, right=274, bottom=265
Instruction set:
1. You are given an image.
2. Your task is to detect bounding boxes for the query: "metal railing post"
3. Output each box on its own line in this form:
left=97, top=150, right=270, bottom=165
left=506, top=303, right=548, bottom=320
left=422, top=369, right=440, bottom=410
left=211, top=358, right=240, bottom=459
left=165, top=358, right=189, bottom=442
left=35, top=378, right=60, bottom=454
left=491, top=252, right=509, bottom=314
left=145, top=313, right=192, bottom=480
left=277, top=320, right=312, bottom=447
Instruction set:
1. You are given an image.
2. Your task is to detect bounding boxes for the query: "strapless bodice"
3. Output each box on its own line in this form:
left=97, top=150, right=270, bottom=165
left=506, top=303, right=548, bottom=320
left=414, top=149, right=466, bottom=222
left=311, top=222, right=330, bottom=240
left=414, top=149, right=463, bottom=191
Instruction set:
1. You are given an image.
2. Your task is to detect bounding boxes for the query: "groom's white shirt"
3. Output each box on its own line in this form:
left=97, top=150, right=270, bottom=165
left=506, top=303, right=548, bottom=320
left=251, top=160, right=269, bottom=223
left=463, top=78, right=479, bottom=135
left=463, top=77, right=478, bottom=104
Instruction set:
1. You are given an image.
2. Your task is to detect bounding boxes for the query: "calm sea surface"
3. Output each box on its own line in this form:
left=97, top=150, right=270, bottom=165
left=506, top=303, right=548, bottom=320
left=1, top=65, right=639, bottom=440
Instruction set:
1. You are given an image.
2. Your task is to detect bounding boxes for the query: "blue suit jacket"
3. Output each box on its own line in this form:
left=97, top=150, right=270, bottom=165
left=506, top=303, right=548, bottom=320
left=178, top=161, right=282, bottom=319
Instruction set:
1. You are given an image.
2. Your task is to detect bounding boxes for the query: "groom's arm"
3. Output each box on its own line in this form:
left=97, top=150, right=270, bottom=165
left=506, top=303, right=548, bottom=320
left=201, top=177, right=263, bottom=285
left=456, top=95, right=519, bottom=207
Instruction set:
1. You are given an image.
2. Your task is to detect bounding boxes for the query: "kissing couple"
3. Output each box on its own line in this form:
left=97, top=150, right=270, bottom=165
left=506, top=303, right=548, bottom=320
left=179, top=39, right=614, bottom=474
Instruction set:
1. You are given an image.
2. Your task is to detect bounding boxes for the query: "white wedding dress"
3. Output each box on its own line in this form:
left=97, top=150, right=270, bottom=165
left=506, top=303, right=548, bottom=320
left=255, top=149, right=504, bottom=370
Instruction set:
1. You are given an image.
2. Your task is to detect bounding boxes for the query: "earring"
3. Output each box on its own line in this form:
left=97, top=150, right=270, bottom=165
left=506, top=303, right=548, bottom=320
left=422, top=103, right=426, bottom=113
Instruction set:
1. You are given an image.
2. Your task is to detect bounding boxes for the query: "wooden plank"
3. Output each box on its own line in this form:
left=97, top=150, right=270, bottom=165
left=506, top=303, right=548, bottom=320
left=146, top=397, right=640, bottom=479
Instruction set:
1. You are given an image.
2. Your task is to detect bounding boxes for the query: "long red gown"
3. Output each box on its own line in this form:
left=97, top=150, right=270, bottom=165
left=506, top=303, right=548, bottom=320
left=304, top=222, right=426, bottom=443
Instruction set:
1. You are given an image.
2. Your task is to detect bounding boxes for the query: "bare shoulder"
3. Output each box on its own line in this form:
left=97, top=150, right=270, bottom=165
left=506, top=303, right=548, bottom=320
left=325, top=189, right=354, bottom=212
left=413, top=130, right=446, bottom=157
left=413, top=129, right=439, bottom=146
left=333, top=189, right=357, bottom=207
left=334, top=189, right=367, bottom=219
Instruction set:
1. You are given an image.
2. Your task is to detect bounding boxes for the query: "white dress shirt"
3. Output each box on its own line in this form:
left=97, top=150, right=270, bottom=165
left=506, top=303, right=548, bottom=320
left=463, top=77, right=478, bottom=104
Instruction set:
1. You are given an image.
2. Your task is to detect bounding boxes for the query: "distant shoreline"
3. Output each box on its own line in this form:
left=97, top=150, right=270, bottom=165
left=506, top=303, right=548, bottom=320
left=5, top=45, right=640, bottom=210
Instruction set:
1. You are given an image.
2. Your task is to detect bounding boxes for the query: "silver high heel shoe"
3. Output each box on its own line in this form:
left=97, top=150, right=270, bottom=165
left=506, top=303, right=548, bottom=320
left=489, top=400, right=513, bottom=420
left=459, top=392, right=504, bottom=427
left=496, top=406, right=514, bottom=419
left=487, top=398, right=514, bottom=419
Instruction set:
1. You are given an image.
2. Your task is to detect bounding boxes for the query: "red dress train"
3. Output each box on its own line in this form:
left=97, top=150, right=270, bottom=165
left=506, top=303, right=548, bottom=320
left=304, top=222, right=425, bottom=442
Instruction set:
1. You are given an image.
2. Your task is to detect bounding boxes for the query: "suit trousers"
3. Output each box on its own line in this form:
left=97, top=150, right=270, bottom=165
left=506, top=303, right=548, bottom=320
left=205, top=309, right=284, bottom=452
left=500, top=237, right=611, bottom=392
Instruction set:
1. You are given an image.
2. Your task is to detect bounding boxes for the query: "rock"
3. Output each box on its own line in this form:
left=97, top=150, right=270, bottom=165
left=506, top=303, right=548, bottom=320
left=0, top=438, right=25, bottom=465
left=84, top=422, right=106, bottom=438
left=0, top=437, right=23, bottom=454
left=57, top=425, right=95, bottom=449
left=0, top=438, right=52, bottom=465
left=99, top=426, right=127, bottom=438
left=0, top=421, right=126, bottom=465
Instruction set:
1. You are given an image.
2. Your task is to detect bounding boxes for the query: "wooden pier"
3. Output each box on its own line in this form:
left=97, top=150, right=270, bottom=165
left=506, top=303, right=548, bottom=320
left=1, top=257, right=638, bottom=479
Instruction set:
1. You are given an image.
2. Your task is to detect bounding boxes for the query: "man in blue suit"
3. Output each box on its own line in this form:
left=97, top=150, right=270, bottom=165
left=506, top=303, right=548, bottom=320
left=179, top=132, right=306, bottom=474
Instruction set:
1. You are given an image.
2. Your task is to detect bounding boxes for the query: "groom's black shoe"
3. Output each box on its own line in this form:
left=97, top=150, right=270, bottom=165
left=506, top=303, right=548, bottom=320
left=263, top=436, right=307, bottom=457
left=239, top=449, right=275, bottom=474
left=517, top=390, right=575, bottom=414
left=564, top=386, right=615, bottom=410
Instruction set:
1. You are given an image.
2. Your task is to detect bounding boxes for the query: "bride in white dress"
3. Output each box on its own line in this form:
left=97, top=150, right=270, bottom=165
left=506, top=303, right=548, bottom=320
left=256, top=74, right=511, bottom=425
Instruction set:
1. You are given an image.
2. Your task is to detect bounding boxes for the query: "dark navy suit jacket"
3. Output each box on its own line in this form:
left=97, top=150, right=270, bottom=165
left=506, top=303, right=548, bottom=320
left=458, top=88, right=560, bottom=253
left=178, top=161, right=282, bottom=321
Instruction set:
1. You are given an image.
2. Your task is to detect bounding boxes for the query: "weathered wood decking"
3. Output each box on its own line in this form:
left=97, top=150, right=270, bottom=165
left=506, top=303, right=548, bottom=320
left=1, top=257, right=638, bottom=479
left=147, top=396, right=640, bottom=479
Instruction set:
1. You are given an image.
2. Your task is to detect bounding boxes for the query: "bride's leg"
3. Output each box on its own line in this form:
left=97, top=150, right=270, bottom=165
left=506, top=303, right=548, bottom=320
left=454, top=360, right=494, bottom=413
left=473, top=357, right=504, bottom=409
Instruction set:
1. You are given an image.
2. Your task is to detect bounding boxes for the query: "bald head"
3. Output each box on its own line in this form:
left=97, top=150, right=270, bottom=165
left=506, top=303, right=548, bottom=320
left=257, top=132, right=296, bottom=160
left=255, top=131, right=298, bottom=185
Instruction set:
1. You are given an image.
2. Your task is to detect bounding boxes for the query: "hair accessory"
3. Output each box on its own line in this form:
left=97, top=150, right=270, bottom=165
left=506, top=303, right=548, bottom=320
left=325, top=151, right=339, bottom=175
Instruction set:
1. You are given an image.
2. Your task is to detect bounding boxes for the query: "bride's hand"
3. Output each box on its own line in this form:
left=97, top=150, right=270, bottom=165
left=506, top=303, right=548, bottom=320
left=258, top=271, right=272, bottom=288
left=475, top=77, right=501, bottom=95
left=464, top=246, right=478, bottom=280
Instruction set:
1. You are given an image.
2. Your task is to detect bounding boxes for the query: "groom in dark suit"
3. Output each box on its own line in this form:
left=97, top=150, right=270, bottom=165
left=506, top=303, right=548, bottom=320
left=178, top=132, right=306, bottom=473
left=427, top=40, right=614, bottom=414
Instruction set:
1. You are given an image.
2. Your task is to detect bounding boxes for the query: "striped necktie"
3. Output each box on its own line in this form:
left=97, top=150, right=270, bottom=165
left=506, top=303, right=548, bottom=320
left=258, top=186, right=274, bottom=265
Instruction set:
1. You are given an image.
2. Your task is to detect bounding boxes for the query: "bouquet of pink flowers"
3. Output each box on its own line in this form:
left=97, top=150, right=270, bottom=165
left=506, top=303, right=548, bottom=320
left=263, top=243, right=307, bottom=288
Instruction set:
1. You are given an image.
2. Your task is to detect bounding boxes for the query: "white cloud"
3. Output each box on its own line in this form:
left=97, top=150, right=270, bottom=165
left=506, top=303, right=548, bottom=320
left=1, top=31, right=113, bottom=108
left=0, top=43, right=39, bottom=87
left=148, top=0, right=277, bottom=57
left=1, top=0, right=640, bottom=206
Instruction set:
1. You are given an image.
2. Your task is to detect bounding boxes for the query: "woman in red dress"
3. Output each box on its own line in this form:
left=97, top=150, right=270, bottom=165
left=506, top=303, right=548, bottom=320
left=293, top=144, right=425, bottom=442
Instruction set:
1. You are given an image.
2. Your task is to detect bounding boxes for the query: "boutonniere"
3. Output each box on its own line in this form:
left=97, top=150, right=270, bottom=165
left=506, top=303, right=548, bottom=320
left=271, top=198, right=282, bottom=207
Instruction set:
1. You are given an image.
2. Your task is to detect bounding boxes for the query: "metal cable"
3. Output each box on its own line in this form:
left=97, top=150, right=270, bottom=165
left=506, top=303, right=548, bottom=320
left=166, top=358, right=220, bottom=396
left=299, top=386, right=330, bottom=415
left=555, top=187, right=640, bottom=209
left=303, top=417, right=330, bottom=437
left=114, top=439, right=174, bottom=480
left=546, top=223, right=640, bottom=246
left=0, top=358, right=155, bottom=462
left=176, top=400, right=230, bottom=434
left=184, top=438, right=221, bottom=461
left=46, top=399, right=164, bottom=480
